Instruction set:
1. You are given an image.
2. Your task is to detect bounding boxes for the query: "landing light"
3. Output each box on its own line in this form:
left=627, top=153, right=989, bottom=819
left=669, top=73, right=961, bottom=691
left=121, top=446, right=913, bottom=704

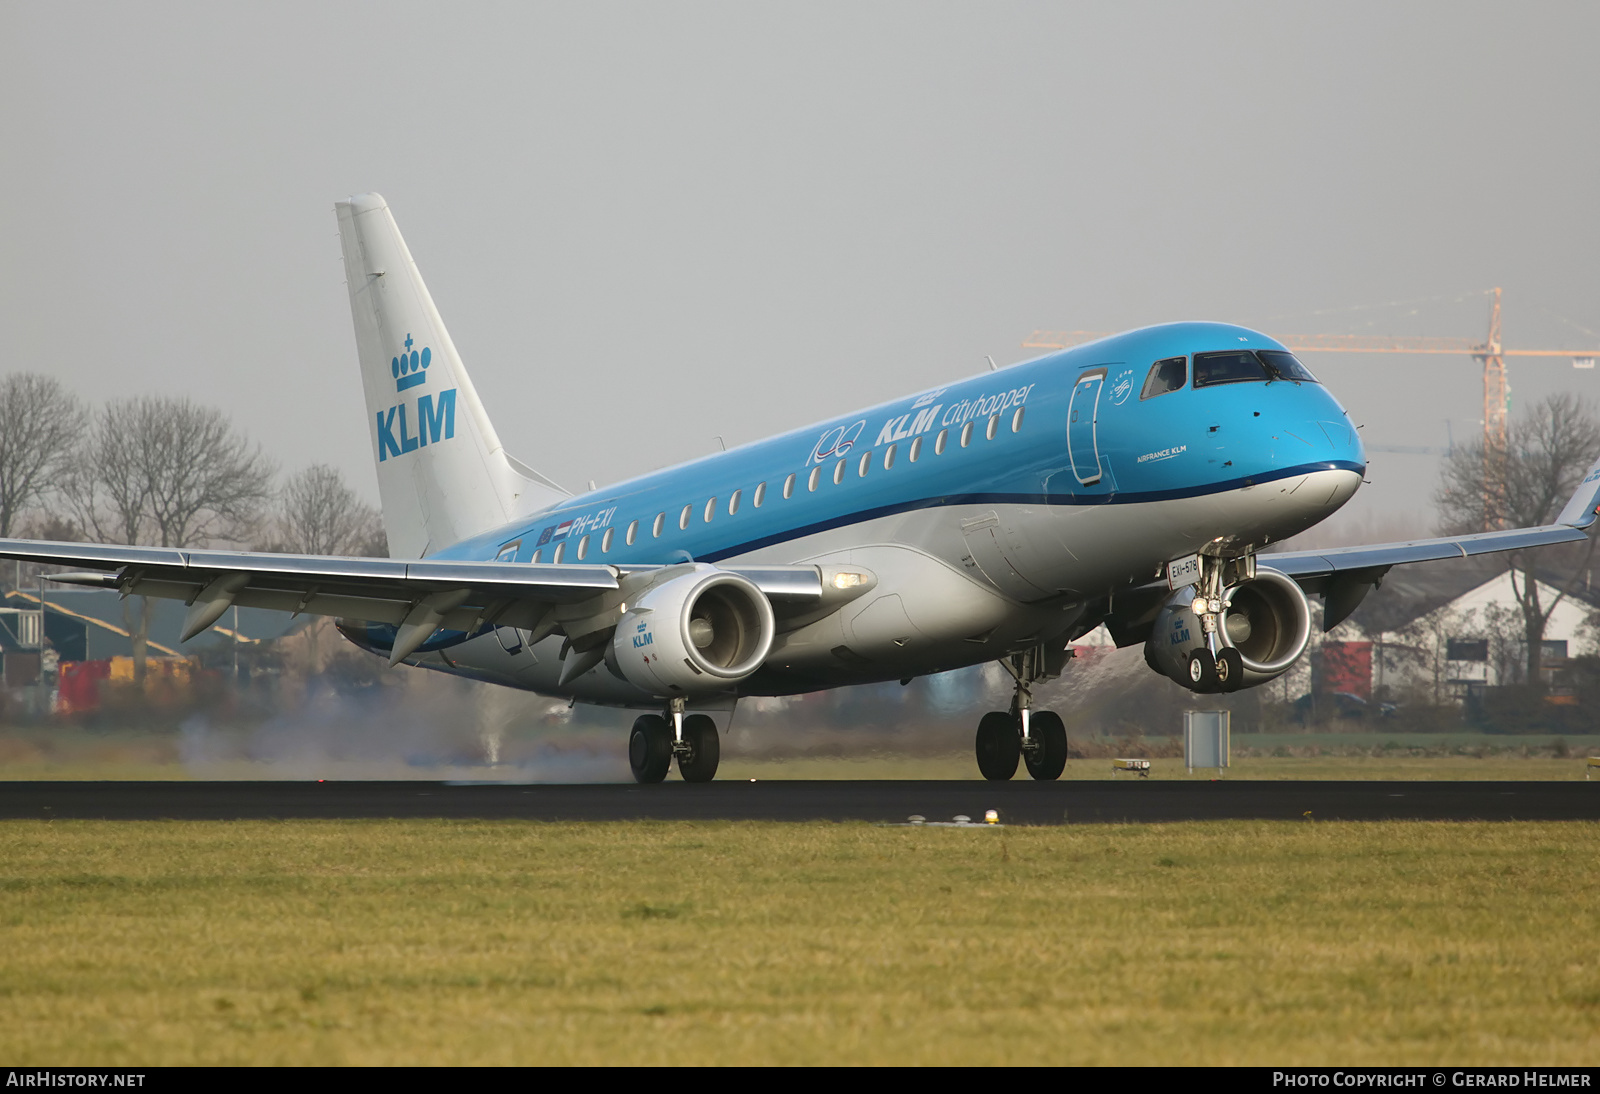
left=833, top=572, right=865, bottom=590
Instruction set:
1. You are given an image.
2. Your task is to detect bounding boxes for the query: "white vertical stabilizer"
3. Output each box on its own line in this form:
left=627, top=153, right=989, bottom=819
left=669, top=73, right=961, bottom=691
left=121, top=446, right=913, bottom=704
left=335, top=193, right=567, bottom=558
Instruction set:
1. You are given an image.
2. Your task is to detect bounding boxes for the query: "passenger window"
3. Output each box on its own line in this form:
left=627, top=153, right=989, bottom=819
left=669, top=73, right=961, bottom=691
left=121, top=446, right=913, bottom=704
left=704, top=498, right=717, bottom=523
left=934, top=429, right=947, bottom=455
left=783, top=473, right=796, bottom=499
left=679, top=505, right=692, bottom=530
left=1141, top=356, right=1188, bottom=398
left=576, top=534, right=589, bottom=560
left=1011, top=406, right=1024, bottom=432
left=808, top=467, right=820, bottom=492
left=601, top=527, right=614, bottom=553
left=652, top=512, right=665, bottom=538
left=626, top=520, right=638, bottom=546
left=754, top=481, right=766, bottom=507
left=858, top=451, right=871, bottom=477
left=531, top=548, right=543, bottom=564
left=1193, top=350, right=1269, bottom=388
left=909, top=436, right=922, bottom=461
left=985, top=414, right=999, bottom=441
left=729, top=489, right=741, bottom=515
left=833, top=459, right=846, bottom=485
left=884, top=443, right=897, bottom=470
left=960, top=421, right=974, bottom=447
left=552, top=542, right=565, bottom=563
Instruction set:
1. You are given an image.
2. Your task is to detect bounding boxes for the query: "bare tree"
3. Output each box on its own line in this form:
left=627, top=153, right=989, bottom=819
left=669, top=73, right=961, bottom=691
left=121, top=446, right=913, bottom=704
left=1435, top=393, right=1600, bottom=687
left=269, top=464, right=385, bottom=557
left=0, top=374, right=86, bottom=541
left=65, top=396, right=276, bottom=681
left=69, top=397, right=275, bottom=549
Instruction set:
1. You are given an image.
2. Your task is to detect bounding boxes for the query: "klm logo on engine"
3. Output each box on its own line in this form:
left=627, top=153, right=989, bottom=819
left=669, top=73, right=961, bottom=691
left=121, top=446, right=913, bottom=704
left=377, top=333, right=456, bottom=462
left=631, top=621, right=654, bottom=649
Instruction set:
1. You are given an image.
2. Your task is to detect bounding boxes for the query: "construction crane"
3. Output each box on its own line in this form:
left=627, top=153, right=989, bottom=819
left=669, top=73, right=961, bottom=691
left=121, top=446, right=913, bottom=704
left=1023, top=288, right=1598, bottom=458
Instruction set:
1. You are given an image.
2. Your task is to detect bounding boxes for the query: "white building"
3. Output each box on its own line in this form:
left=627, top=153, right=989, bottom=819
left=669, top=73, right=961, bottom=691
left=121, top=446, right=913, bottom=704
left=1352, top=570, right=1595, bottom=701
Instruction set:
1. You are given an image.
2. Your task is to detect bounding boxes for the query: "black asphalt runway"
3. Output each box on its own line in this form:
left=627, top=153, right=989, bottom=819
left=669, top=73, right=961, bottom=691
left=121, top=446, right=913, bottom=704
left=0, top=780, right=1595, bottom=824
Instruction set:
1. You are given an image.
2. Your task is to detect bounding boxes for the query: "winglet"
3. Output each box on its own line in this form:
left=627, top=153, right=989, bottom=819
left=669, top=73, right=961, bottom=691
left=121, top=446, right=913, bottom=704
left=1556, top=453, right=1600, bottom=529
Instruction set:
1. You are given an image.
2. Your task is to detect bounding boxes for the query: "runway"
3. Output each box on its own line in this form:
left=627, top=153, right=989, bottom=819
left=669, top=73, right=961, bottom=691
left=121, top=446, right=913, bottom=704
left=0, top=780, right=1595, bottom=823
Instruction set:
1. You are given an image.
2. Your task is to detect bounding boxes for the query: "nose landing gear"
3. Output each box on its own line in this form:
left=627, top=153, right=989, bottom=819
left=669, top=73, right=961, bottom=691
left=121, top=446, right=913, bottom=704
left=1186, top=554, right=1248, bottom=694
left=975, top=647, right=1070, bottom=781
left=629, top=698, right=722, bottom=784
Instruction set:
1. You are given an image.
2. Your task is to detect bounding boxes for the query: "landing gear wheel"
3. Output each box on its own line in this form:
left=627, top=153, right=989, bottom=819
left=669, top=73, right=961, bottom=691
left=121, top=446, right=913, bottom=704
left=1187, top=649, right=1218, bottom=693
left=975, top=711, right=1020, bottom=781
left=1216, top=647, right=1244, bottom=693
left=629, top=714, right=672, bottom=784
left=677, top=714, right=720, bottom=783
left=1024, top=710, right=1068, bottom=781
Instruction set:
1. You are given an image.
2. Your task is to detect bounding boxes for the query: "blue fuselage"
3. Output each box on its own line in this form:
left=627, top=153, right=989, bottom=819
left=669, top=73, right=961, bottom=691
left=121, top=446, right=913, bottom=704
left=440, top=321, right=1365, bottom=577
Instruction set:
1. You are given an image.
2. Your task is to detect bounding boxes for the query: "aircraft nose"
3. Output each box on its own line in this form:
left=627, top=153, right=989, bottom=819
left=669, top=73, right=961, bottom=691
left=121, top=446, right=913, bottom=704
left=1315, top=418, right=1367, bottom=469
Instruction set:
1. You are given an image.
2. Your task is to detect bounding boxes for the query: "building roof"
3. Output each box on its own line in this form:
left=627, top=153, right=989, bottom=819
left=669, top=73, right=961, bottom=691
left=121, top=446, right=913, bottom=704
left=1344, top=555, right=1600, bottom=636
left=1, top=588, right=304, bottom=658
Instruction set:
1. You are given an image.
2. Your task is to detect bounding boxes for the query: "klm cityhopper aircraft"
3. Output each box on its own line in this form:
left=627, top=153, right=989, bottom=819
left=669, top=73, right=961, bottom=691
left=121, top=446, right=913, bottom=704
left=7, top=194, right=1600, bottom=782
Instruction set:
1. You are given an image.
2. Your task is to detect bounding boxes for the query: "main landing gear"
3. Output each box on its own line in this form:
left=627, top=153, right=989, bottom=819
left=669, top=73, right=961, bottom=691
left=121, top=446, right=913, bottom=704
left=629, top=698, right=721, bottom=784
left=975, top=648, right=1069, bottom=781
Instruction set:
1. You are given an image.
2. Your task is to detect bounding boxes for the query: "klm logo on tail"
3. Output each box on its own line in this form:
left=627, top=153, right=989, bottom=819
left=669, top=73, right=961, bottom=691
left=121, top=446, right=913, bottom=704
left=377, top=333, right=456, bottom=461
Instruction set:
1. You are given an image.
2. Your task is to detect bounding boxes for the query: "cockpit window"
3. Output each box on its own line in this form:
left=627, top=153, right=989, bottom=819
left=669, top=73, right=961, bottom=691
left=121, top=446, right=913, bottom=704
left=1193, top=350, right=1270, bottom=387
left=1141, top=356, right=1187, bottom=399
left=1257, top=350, right=1320, bottom=384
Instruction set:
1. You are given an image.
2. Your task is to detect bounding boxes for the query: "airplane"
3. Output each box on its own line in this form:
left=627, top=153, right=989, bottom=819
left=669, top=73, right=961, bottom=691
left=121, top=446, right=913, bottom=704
left=5, top=193, right=1599, bottom=783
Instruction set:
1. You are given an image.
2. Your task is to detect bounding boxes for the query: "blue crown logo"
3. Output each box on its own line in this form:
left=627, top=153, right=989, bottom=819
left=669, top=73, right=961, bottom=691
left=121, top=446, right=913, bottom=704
left=392, top=334, right=431, bottom=392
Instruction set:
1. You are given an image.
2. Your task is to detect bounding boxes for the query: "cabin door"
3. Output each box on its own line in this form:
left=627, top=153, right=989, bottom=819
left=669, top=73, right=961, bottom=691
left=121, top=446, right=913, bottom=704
left=1068, top=369, right=1106, bottom=485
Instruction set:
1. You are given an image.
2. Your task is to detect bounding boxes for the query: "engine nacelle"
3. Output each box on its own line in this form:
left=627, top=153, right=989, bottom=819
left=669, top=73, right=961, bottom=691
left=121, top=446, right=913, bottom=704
left=1144, top=567, right=1312, bottom=691
left=609, top=567, right=776, bottom=697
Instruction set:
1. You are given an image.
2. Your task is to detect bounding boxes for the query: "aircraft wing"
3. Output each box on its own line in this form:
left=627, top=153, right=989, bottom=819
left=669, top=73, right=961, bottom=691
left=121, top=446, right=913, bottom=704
left=0, top=539, right=825, bottom=660
left=1267, top=522, right=1592, bottom=589
left=1262, top=453, right=1600, bottom=628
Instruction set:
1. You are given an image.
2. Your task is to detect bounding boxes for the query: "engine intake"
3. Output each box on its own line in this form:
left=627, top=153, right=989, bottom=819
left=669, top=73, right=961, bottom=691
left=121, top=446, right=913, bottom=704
left=610, top=566, right=776, bottom=696
left=1145, top=567, right=1312, bottom=691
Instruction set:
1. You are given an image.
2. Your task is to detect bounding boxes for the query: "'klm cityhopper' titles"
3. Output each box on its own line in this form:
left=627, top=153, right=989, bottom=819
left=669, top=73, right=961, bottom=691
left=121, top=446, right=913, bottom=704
left=376, top=334, right=456, bottom=461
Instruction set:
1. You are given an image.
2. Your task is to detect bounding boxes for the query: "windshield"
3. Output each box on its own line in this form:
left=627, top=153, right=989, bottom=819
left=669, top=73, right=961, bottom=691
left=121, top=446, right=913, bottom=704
left=1193, top=350, right=1269, bottom=387
left=1257, top=350, right=1319, bottom=384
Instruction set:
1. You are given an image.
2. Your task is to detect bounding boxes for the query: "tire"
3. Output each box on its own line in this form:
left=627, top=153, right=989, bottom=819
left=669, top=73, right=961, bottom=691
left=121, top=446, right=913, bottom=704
left=1024, top=710, right=1068, bottom=781
left=1187, top=648, right=1218, bottom=693
left=1217, top=647, right=1244, bottom=693
left=975, top=710, right=1020, bottom=781
left=629, top=714, right=672, bottom=784
left=677, top=714, right=721, bottom=783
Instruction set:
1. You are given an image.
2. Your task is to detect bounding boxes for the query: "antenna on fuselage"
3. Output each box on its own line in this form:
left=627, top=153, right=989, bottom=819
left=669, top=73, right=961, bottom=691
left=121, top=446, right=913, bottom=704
left=985, top=355, right=998, bottom=372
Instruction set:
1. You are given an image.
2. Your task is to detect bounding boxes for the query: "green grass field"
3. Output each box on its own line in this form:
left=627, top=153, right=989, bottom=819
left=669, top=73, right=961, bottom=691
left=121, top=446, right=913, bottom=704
left=1, top=818, right=1596, bottom=1065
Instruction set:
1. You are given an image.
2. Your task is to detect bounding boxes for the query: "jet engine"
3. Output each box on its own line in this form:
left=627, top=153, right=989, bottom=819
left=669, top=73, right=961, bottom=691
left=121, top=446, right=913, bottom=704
left=1144, top=568, right=1312, bottom=692
left=609, top=567, right=776, bottom=696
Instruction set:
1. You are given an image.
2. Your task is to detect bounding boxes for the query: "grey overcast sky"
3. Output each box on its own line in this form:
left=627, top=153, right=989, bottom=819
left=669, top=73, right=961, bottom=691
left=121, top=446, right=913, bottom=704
left=3, top=2, right=1597, bottom=536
